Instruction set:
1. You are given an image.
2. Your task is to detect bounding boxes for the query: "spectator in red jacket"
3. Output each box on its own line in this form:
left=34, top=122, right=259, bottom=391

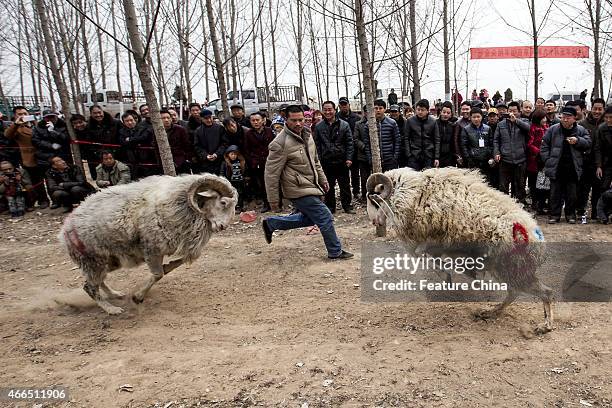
left=243, top=112, right=275, bottom=212
left=526, top=109, right=549, bottom=213
left=160, top=109, right=195, bottom=174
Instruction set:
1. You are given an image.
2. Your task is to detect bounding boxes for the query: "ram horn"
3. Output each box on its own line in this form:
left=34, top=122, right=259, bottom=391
left=188, top=175, right=236, bottom=212
left=366, top=173, right=393, bottom=199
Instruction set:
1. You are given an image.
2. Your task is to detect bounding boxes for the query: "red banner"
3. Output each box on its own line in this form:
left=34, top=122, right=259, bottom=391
left=470, top=46, right=589, bottom=60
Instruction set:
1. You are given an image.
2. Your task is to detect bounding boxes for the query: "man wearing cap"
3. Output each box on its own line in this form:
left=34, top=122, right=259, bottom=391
left=337, top=97, right=361, bottom=200
left=193, top=109, right=227, bottom=175
left=540, top=106, right=591, bottom=224
left=404, top=99, right=440, bottom=170
left=32, top=110, right=72, bottom=195
left=231, top=104, right=251, bottom=128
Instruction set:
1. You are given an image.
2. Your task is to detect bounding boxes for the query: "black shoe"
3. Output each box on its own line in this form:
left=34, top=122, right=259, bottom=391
left=262, top=219, right=273, bottom=244
left=328, top=250, right=354, bottom=260
left=260, top=205, right=271, bottom=213
left=62, top=206, right=73, bottom=213
left=38, top=201, right=49, bottom=209
left=567, top=218, right=576, bottom=224
left=548, top=217, right=560, bottom=224
left=50, top=202, right=60, bottom=210
left=344, top=207, right=356, bottom=214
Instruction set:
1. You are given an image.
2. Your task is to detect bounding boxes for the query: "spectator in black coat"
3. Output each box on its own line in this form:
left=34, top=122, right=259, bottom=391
left=337, top=97, right=362, bottom=198
left=404, top=99, right=440, bottom=170
left=436, top=101, right=457, bottom=167
left=314, top=101, right=355, bottom=214
left=160, top=109, right=195, bottom=174
left=540, top=106, right=592, bottom=224
left=230, top=104, right=251, bottom=128
left=119, top=111, right=158, bottom=179
left=222, top=117, right=247, bottom=150
left=32, top=111, right=72, bottom=169
left=45, top=156, right=95, bottom=213
left=194, top=109, right=227, bottom=175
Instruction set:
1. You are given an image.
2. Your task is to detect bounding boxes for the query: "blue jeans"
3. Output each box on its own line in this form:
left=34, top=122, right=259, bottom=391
left=265, top=195, right=342, bottom=257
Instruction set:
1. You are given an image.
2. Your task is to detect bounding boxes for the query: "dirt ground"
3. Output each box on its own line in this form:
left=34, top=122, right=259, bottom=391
left=1, top=202, right=611, bottom=408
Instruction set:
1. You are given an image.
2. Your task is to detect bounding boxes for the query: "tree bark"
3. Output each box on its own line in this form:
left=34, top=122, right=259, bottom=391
left=229, top=0, right=238, bottom=96
left=259, top=0, right=271, bottom=113
left=111, top=0, right=123, bottom=97
left=443, top=0, right=451, bottom=101
left=530, top=0, right=539, bottom=99
left=200, top=0, right=211, bottom=102
left=269, top=0, right=278, bottom=94
left=206, top=0, right=229, bottom=116
left=355, top=0, right=385, bottom=236
left=94, top=0, right=106, bottom=90
left=33, top=0, right=82, bottom=168
left=79, top=0, right=97, bottom=99
left=409, top=0, right=421, bottom=102
left=122, top=0, right=176, bottom=176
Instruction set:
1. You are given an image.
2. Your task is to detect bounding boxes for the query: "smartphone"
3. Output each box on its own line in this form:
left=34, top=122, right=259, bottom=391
left=22, top=115, right=36, bottom=122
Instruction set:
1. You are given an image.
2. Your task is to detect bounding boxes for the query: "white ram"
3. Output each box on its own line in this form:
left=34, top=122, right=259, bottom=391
left=59, top=174, right=237, bottom=314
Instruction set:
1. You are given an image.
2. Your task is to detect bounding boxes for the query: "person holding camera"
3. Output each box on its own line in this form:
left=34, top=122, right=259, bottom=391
left=5, top=106, right=49, bottom=209
left=45, top=156, right=95, bottom=213
left=0, top=160, right=32, bottom=217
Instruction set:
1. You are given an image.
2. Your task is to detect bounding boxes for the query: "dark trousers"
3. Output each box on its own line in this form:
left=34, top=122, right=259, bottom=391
left=550, top=176, right=578, bottom=220
left=596, top=189, right=612, bottom=222
left=357, top=161, right=372, bottom=199
left=86, top=161, right=98, bottom=180
left=576, top=165, right=600, bottom=218
left=406, top=155, right=433, bottom=171
left=323, top=162, right=351, bottom=212
left=527, top=171, right=548, bottom=211
left=249, top=167, right=269, bottom=207
left=499, top=161, right=526, bottom=202
left=231, top=180, right=244, bottom=209
left=51, top=186, right=92, bottom=208
left=350, top=165, right=361, bottom=197
left=23, top=165, right=49, bottom=205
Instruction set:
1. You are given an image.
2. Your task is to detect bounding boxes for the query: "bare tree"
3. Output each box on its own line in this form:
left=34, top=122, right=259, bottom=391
left=122, top=0, right=176, bottom=176
left=409, top=0, right=421, bottom=101
left=206, top=0, right=229, bottom=116
left=33, top=0, right=83, bottom=168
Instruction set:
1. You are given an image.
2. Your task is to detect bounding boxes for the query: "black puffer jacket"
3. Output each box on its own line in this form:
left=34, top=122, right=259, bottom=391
left=87, top=112, right=121, bottom=146
left=540, top=123, right=591, bottom=180
left=337, top=111, right=361, bottom=133
left=404, top=115, right=440, bottom=160
left=45, top=164, right=95, bottom=194
left=314, top=119, right=354, bottom=165
left=353, top=118, right=369, bottom=163
left=32, top=119, right=72, bottom=166
left=461, top=123, right=493, bottom=163
left=363, top=116, right=401, bottom=168
left=493, top=118, right=530, bottom=164
left=436, top=118, right=457, bottom=166
left=595, top=123, right=612, bottom=170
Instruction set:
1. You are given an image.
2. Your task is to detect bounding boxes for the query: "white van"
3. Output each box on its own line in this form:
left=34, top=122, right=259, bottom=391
left=544, top=91, right=583, bottom=107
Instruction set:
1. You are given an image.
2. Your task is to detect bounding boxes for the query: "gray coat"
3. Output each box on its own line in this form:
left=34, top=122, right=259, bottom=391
left=493, top=118, right=530, bottom=164
left=540, top=123, right=591, bottom=180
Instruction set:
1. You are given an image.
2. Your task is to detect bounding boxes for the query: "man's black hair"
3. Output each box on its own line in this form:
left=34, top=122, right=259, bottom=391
left=374, top=99, right=386, bottom=108
left=322, top=100, right=336, bottom=109
left=285, top=105, right=304, bottom=115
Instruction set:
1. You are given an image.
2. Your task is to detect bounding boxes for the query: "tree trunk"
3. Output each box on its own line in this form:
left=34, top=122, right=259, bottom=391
left=200, top=0, right=211, bottom=102
left=322, top=5, right=330, bottom=101
left=308, top=1, right=323, bottom=107
left=128, top=47, right=136, bottom=103
left=111, top=0, right=123, bottom=97
left=409, top=0, right=420, bottom=102
left=33, top=8, right=57, bottom=111
left=333, top=8, right=340, bottom=98
left=51, top=0, right=80, bottom=114
left=80, top=0, right=97, bottom=98
left=229, top=0, right=238, bottom=96
left=218, top=0, right=231, bottom=98
left=18, top=19, right=25, bottom=102
left=94, top=0, right=106, bottom=90
left=251, top=0, right=258, bottom=98
left=122, top=0, right=176, bottom=176
left=355, top=0, right=385, bottom=236
left=259, top=0, right=271, bottom=113
left=443, top=0, right=451, bottom=101
left=21, top=0, right=39, bottom=111
left=530, top=0, right=538, bottom=99
left=33, top=0, right=82, bottom=168
left=150, top=0, right=165, bottom=105
left=269, top=0, right=278, bottom=94
left=206, top=0, right=229, bottom=116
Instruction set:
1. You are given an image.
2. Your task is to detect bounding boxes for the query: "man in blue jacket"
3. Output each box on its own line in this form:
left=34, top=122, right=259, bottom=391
left=363, top=99, right=401, bottom=171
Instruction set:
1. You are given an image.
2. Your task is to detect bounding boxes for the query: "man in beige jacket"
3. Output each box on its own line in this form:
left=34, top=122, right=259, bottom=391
left=262, top=105, right=353, bottom=259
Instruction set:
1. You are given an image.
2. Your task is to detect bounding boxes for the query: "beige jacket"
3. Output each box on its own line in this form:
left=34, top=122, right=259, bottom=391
left=265, top=126, right=327, bottom=203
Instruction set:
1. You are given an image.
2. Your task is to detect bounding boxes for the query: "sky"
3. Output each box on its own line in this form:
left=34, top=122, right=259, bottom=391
left=0, top=0, right=609, bottom=107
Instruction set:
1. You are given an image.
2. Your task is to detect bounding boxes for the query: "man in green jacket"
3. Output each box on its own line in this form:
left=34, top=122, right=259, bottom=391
left=95, top=151, right=131, bottom=188
left=262, top=105, right=353, bottom=260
